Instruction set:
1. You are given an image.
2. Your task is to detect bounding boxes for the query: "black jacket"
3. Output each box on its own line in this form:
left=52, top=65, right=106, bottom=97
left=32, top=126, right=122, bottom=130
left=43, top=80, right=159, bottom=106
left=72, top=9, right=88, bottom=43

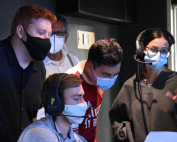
left=0, top=37, right=45, bottom=142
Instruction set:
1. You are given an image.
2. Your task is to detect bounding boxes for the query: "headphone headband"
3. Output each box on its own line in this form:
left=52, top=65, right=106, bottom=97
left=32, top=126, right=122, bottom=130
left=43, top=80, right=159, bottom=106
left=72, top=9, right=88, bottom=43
left=135, top=28, right=175, bottom=61
left=47, top=73, right=67, bottom=116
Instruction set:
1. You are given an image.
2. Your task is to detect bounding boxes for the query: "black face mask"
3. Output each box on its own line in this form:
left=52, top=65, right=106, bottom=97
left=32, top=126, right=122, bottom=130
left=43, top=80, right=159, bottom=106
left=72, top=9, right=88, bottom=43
left=21, top=29, right=51, bottom=61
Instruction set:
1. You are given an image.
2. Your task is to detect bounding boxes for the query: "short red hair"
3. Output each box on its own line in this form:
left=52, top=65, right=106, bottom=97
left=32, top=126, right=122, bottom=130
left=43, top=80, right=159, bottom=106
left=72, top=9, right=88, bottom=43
left=11, top=4, right=57, bottom=35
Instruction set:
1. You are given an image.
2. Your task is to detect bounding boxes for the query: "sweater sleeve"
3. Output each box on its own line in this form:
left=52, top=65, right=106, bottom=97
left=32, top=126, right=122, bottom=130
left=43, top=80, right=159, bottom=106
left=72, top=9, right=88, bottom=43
left=109, top=77, right=135, bottom=142
left=18, top=127, right=59, bottom=142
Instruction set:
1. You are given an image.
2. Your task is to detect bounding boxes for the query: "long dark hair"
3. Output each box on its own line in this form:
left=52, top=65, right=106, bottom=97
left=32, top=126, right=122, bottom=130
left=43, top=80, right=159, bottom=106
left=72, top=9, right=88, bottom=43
left=140, top=28, right=175, bottom=50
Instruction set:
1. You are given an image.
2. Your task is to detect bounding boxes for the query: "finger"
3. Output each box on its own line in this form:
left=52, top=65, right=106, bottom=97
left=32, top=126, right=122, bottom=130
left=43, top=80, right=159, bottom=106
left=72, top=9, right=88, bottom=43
left=166, top=91, right=174, bottom=99
left=174, top=88, right=177, bottom=94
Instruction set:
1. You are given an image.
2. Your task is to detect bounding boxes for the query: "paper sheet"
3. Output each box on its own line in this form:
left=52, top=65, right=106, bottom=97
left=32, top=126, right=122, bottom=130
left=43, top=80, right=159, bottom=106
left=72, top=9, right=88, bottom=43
left=145, top=131, right=177, bottom=142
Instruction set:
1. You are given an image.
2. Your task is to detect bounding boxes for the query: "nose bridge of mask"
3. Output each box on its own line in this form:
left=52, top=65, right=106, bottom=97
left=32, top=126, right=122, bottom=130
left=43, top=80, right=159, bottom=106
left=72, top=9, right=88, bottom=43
left=145, top=51, right=160, bottom=65
left=92, top=65, right=118, bottom=81
left=49, top=35, right=65, bottom=54
left=97, top=74, right=118, bottom=84
left=63, top=102, right=87, bottom=116
left=151, top=52, right=161, bottom=65
left=49, top=35, right=55, bottom=53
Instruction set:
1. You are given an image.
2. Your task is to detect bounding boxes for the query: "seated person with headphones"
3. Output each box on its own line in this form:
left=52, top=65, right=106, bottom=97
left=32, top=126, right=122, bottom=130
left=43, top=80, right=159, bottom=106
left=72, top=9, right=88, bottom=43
left=18, top=73, right=88, bottom=142
left=109, top=28, right=177, bottom=142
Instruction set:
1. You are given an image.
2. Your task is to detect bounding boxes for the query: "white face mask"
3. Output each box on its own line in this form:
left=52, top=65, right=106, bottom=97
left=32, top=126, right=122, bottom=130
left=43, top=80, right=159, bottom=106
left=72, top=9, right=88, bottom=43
left=49, top=35, right=65, bottom=54
left=91, top=68, right=118, bottom=90
left=62, top=102, right=87, bottom=124
left=144, top=51, right=170, bottom=70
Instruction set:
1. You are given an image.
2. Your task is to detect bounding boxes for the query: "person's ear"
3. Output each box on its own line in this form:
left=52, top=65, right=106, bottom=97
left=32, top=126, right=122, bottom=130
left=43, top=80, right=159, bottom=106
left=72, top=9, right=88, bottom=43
left=16, top=25, right=24, bottom=39
left=87, top=61, right=94, bottom=72
left=64, top=34, right=69, bottom=43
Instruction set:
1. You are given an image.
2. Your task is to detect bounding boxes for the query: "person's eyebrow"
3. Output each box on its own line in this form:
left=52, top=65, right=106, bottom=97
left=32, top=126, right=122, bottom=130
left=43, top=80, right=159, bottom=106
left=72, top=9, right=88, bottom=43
left=149, top=46, right=168, bottom=49
left=103, top=71, right=120, bottom=76
left=72, top=94, right=85, bottom=97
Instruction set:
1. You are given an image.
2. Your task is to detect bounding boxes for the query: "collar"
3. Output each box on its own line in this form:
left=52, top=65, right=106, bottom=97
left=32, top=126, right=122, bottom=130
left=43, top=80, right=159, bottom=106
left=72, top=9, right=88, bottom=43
left=44, top=48, right=68, bottom=66
left=6, top=36, right=36, bottom=72
left=77, top=60, right=95, bottom=85
left=49, top=115, right=76, bottom=141
left=6, top=36, right=20, bottom=66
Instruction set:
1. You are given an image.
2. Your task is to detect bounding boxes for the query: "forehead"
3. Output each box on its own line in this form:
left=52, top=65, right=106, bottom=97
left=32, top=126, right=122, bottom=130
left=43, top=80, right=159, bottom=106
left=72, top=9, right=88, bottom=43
left=27, top=18, right=51, bottom=30
left=95, top=62, right=121, bottom=75
left=64, top=85, right=84, bottom=98
left=147, top=37, right=169, bottom=49
left=52, top=21, right=65, bottom=31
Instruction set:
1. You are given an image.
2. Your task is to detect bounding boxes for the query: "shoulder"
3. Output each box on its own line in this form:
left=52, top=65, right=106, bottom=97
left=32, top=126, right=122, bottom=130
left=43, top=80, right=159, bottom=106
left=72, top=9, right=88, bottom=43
left=67, top=53, right=80, bottom=64
left=74, top=132, right=88, bottom=142
left=34, top=61, right=45, bottom=69
left=122, top=74, right=136, bottom=88
left=66, top=62, right=81, bottom=74
left=0, top=38, right=7, bottom=46
left=18, top=118, right=58, bottom=142
left=33, top=61, right=45, bottom=75
left=0, top=38, right=8, bottom=52
left=0, top=37, right=11, bottom=47
left=18, top=127, right=57, bottom=142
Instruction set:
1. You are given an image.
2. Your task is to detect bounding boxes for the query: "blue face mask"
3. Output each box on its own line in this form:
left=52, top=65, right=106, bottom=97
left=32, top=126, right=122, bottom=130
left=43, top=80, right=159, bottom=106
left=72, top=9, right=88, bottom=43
left=144, top=51, right=170, bottom=70
left=91, top=67, right=118, bottom=90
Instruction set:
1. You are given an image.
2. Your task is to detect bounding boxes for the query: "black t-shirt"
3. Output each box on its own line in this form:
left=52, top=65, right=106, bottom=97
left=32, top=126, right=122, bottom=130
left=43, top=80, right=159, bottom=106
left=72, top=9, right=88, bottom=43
left=0, top=37, right=45, bottom=142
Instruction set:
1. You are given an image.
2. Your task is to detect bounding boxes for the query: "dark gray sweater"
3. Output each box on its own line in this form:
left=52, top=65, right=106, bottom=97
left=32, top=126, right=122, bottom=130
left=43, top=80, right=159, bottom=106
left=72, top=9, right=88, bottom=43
left=109, top=70, right=177, bottom=142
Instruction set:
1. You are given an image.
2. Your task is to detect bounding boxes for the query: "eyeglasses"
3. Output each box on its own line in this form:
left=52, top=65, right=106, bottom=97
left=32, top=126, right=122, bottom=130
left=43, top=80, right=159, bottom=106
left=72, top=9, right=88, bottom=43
left=50, top=31, right=67, bottom=38
left=145, top=47, right=170, bottom=58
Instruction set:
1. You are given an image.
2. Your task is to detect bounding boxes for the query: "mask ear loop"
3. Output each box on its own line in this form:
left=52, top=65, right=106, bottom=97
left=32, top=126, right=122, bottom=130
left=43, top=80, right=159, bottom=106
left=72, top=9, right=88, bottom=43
left=53, top=35, right=56, bottom=54
left=90, top=65, right=97, bottom=85
left=162, top=52, right=170, bottom=58
left=63, top=43, right=68, bottom=54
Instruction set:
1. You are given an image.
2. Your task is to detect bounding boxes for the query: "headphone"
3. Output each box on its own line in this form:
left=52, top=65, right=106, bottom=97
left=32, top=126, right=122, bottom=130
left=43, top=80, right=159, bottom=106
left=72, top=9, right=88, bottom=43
left=47, top=73, right=67, bottom=116
left=135, top=28, right=175, bottom=62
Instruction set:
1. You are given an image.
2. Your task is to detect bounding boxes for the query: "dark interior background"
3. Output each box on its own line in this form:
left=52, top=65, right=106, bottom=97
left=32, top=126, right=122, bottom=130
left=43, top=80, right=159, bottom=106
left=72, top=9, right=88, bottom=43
left=0, top=0, right=168, bottom=141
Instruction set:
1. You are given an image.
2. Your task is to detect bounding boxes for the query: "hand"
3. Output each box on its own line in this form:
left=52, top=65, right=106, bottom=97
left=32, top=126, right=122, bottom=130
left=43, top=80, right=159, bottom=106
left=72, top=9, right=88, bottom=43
left=166, top=89, right=177, bottom=104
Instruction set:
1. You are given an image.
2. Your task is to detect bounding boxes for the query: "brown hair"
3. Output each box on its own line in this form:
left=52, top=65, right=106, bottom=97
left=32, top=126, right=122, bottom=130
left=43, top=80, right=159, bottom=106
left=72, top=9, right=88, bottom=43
left=87, top=38, right=123, bottom=69
left=41, top=74, right=83, bottom=113
left=11, top=4, right=57, bottom=35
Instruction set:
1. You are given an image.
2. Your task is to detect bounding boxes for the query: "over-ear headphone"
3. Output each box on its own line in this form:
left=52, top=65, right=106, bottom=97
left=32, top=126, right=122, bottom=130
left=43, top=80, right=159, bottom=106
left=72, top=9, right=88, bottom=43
left=135, top=28, right=175, bottom=62
left=47, top=73, right=67, bottom=116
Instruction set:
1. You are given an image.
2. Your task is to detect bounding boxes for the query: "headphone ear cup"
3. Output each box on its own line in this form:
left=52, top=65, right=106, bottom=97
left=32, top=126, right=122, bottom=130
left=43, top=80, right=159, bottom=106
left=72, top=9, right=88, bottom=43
left=47, top=92, right=65, bottom=116
left=56, top=93, right=65, bottom=113
left=47, top=73, right=67, bottom=116
left=136, top=41, right=145, bottom=61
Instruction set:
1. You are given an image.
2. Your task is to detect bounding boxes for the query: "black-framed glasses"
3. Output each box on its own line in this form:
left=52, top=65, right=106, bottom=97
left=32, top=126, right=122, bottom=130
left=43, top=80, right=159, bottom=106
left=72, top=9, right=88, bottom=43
left=50, top=31, right=67, bottom=38
left=145, top=47, right=170, bottom=58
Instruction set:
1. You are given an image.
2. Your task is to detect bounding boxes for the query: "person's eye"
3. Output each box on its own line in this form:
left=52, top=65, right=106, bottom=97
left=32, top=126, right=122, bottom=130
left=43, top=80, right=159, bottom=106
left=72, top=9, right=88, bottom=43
left=150, top=48, right=157, bottom=52
left=74, top=98, right=80, bottom=101
left=38, top=32, right=43, bottom=35
left=104, top=74, right=109, bottom=78
left=161, top=49, right=168, bottom=54
left=37, top=31, right=44, bottom=35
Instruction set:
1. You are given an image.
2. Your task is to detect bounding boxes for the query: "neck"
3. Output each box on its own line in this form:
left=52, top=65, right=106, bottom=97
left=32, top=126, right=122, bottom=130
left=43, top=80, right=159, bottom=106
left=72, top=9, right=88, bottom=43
left=48, top=51, right=63, bottom=61
left=143, top=65, right=165, bottom=84
left=83, top=61, right=93, bottom=82
left=55, top=116, right=71, bottom=139
left=11, top=35, right=34, bottom=69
